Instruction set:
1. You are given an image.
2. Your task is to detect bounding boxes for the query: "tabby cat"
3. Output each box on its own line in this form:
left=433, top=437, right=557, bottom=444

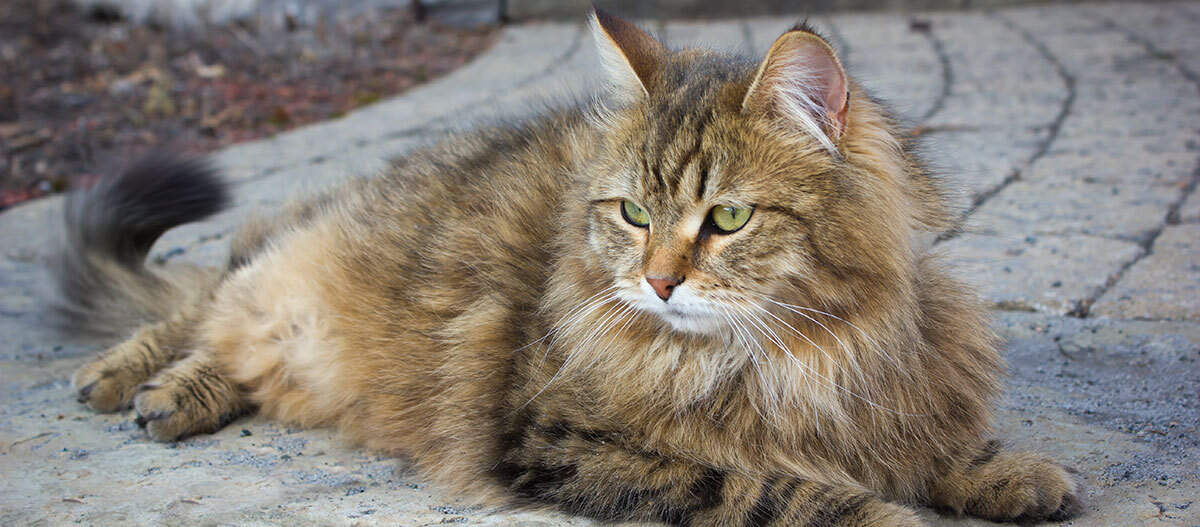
left=54, top=9, right=1082, bottom=526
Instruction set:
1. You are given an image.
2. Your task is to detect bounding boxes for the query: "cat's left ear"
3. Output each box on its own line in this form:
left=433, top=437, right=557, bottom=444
left=743, top=25, right=850, bottom=150
left=590, top=8, right=666, bottom=102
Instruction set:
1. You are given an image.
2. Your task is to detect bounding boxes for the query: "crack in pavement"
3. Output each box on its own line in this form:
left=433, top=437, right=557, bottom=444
left=1073, top=8, right=1200, bottom=318
left=935, top=12, right=1076, bottom=244
left=992, top=16, right=1076, bottom=170
left=913, top=21, right=952, bottom=124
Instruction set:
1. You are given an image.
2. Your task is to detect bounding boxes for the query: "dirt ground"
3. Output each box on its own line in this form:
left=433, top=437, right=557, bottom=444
left=0, top=0, right=496, bottom=209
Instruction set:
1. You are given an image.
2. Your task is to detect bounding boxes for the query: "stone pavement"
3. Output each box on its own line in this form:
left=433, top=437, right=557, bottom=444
left=2, top=2, right=1198, bottom=525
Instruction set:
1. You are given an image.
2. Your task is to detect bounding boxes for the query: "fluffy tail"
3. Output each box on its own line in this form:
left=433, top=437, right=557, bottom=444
left=50, top=152, right=230, bottom=339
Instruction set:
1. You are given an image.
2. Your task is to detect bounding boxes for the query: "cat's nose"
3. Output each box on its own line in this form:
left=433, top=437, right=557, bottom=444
left=646, top=276, right=682, bottom=301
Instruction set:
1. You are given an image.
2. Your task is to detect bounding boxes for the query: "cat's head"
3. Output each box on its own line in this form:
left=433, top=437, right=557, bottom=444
left=575, top=9, right=950, bottom=336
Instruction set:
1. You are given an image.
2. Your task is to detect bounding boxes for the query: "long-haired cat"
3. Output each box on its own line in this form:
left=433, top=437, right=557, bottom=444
left=53, top=9, right=1082, bottom=526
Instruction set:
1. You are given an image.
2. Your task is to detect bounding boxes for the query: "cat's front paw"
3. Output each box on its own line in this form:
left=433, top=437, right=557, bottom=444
left=961, top=452, right=1082, bottom=523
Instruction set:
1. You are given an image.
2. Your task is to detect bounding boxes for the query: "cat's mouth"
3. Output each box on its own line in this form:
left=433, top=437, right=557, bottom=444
left=645, top=294, right=727, bottom=335
left=655, top=307, right=724, bottom=334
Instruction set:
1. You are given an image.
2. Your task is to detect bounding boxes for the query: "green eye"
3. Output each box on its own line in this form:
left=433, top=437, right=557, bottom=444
left=621, top=200, right=650, bottom=227
left=710, top=205, right=753, bottom=233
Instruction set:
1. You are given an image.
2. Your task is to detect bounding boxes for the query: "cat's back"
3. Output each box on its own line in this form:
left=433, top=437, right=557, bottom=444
left=336, top=107, right=593, bottom=306
left=289, top=108, right=595, bottom=334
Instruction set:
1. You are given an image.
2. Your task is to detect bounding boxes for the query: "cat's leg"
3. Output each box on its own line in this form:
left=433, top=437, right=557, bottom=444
left=926, top=440, right=1082, bottom=523
left=132, top=352, right=252, bottom=441
left=494, top=420, right=926, bottom=527
left=73, top=319, right=190, bottom=412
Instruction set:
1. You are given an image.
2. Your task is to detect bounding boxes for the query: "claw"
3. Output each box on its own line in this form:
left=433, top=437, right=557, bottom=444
left=134, top=409, right=174, bottom=429
left=76, top=381, right=96, bottom=403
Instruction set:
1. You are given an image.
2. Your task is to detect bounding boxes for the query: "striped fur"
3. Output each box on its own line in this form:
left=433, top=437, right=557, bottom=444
left=57, top=9, right=1081, bottom=526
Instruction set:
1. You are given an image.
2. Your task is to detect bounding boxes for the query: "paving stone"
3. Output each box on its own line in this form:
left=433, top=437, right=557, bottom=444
left=936, top=92, right=1069, bottom=130
left=1025, top=149, right=1197, bottom=187
left=993, top=312, right=1200, bottom=452
left=966, top=180, right=1179, bottom=242
left=928, top=14, right=1058, bottom=95
left=942, top=233, right=1143, bottom=315
left=1052, top=131, right=1199, bottom=157
left=922, top=128, right=1042, bottom=199
left=1072, top=80, right=1199, bottom=112
left=914, top=14, right=1066, bottom=161
left=0, top=194, right=63, bottom=263
left=1066, top=98, right=1200, bottom=135
left=1092, top=224, right=1200, bottom=321
left=1096, top=2, right=1200, bottom=55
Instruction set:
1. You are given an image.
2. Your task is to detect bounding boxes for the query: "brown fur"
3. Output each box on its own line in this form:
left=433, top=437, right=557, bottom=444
left=59, top=10, right=1081, bottom=526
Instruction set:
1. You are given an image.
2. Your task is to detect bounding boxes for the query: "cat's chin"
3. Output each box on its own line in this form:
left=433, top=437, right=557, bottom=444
left=654, top=309, right=725, bottom=335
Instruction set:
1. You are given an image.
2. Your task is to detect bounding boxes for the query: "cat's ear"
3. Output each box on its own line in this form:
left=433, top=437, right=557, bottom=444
left=743, top=25, right=850, bottom=151
left=589, top=8, right=666, bottom=102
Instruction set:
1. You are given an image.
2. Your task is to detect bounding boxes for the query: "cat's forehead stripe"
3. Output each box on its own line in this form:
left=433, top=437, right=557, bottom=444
left=640, top=77, right=722, bottom=202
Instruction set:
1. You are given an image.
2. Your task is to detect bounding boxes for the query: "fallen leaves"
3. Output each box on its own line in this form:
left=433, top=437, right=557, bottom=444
left=0, top=0, right=497, bottom=210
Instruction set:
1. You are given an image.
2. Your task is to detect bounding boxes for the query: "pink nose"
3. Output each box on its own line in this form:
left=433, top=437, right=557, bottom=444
left=646, top=276, right=681, bottom=301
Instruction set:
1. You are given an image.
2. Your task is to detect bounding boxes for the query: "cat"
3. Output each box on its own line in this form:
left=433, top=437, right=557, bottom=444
left=53, top=9, right=1082, bottom=526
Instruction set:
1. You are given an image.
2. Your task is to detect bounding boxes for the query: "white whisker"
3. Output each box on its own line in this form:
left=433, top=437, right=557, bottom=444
left=571, top=302, right=632, bottom=359
left=579, top=303, right=640, bottom=372
left=524, top=288, right=620, bottom=385
left=743, top=301, right=867, bottom=390
left=717, top=310, right=761, bottom=374
left=733, top=300, right=923, bottom=417
left=546, top=288, right=620, bottom=347
left=769, top=300, right=912, bottom=381
left=716, top=310, right=775, bottom=416
left=523, top=299, right=625, bottom=408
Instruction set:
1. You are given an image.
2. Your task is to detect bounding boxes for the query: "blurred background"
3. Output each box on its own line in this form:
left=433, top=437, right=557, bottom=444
left=0, top=0, right=497, bottom=209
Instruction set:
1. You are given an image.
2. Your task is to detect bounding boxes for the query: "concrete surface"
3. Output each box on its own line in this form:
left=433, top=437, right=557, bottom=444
left=2, top=2, right=1199, bottom=525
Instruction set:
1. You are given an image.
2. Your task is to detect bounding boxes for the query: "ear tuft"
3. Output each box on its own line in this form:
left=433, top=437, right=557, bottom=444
left=743, top=28, right=850, bottom=153
left=589, top=8, right=666, bottom=103
left=788, top=18, right=824, bottom=36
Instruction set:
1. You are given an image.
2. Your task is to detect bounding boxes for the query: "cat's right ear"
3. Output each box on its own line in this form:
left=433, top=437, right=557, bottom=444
left=590, top=8, right=666, bottom=103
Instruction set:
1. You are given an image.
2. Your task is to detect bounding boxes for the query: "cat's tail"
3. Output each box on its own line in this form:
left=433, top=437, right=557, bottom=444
left=49, top=152, right=229, bottom=339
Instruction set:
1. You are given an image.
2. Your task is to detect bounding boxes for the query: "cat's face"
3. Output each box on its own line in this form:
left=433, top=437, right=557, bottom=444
left=578, top=14, right=920, bottom=336
left=585, top=93, right=838, bottom=335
